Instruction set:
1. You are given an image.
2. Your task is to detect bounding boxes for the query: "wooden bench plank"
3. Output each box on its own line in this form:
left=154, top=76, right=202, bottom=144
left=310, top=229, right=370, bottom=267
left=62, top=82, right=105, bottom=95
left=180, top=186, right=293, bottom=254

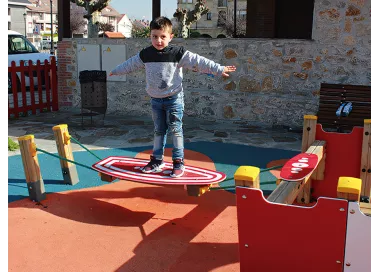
left=321, top=84, right=371, bottom=91
left=319, top=95, right=371, bottom=103
left=318, top=116, right=371, bottom=124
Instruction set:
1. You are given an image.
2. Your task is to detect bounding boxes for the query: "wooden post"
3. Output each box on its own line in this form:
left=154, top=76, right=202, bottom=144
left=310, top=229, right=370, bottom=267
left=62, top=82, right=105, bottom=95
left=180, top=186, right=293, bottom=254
left=234, top=166, right=260, bottom=188
left=52, top=124, right=79, bottom=185
left=50, top=57, right=58, bottom=111
left=337, top=177, right=361, bottom=202
left=152, top=0, right=161, bottom=20
left=297, top=115, right=318, bottom=204
left=99, top=172, right=116, bottom=183
left=360, top=119, right=371, bottom=198
left=18, top=135, right=46, bottom=202
left=187, top=184, right=211, bottom=197
left=58, top=0, right=71, bottom=41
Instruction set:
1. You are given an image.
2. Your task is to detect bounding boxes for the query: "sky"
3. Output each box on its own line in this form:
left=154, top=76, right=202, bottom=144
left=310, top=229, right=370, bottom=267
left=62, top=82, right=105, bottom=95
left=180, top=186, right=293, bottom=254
left=110, top=0, right=178, bottom=21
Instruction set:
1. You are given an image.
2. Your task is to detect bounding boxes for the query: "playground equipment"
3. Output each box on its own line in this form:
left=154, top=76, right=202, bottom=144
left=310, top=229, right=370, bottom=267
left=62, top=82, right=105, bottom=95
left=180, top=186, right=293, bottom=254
left=233, top=115, right=371, bottom=272
left=18, top=124, right=85, bottom=201
left=94, top=156, right=226, bottom=196
left=16, top=116, right=370, bottom=271
left=17, top=124, right=227, bottom=200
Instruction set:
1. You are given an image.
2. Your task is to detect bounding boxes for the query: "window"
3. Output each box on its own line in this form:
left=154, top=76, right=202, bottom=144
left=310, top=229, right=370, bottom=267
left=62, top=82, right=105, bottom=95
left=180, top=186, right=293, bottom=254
left=8, top=35, right=38, bottom=54
left=217, top=11, right=226, bottom=27
left=8, top=8, right=11, bottom=15
left=218, top=0, right=227, bottom=7
left=8, top=22, right=11, bottom=30
left=244, top=0, right=314, bottom=39
left=206, top=12, right=212, bottom=20
left=187, top=0, right=193, bottom=3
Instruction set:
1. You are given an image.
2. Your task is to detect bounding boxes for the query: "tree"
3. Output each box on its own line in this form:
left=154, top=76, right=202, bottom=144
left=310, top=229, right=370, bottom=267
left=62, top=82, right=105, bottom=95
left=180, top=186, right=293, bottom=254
left=98, top=22, right=114, bottom=33
left=132, top=25, right=150, bottom=38
left=70, top=0, right=110, bottom=38
left=218, top=12, right=246, bottom=37
left=173, top=0, right=209, bottom=38
left=70, top=9, right=87, bottom=34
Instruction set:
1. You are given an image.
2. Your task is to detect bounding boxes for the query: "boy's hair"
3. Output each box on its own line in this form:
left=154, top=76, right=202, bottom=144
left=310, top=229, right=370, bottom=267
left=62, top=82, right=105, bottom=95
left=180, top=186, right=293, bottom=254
left=150, top=17, right=173, bottom=33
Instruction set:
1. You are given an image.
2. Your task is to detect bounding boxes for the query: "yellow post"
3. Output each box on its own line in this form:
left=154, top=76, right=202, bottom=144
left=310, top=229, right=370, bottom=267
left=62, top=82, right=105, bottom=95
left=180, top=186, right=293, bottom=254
left=234, top=166, right=260, bottom=188
left=18, top=135, right=46, bottom=202
left=360, top=119, right=371, bottom=198
left=337, top=177, right=362, bottom=202
left=297, top=115, right=318, bottom=204
left=52, top=124, right=79, bottom=185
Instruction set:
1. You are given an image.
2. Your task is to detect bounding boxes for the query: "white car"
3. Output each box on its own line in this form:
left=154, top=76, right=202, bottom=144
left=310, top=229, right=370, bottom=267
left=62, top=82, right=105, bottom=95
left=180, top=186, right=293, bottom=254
left=8, top=30, right=54, bottom=93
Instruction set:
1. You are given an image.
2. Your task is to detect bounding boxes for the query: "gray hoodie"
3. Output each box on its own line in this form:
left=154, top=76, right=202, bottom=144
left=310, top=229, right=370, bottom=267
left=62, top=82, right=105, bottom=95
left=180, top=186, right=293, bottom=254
left=111, top=45, right=225, bottom=98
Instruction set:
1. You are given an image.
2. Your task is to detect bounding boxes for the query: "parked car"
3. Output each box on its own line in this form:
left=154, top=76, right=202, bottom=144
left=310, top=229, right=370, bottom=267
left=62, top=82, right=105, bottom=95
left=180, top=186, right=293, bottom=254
left=8, top=30, right=54, bottom=93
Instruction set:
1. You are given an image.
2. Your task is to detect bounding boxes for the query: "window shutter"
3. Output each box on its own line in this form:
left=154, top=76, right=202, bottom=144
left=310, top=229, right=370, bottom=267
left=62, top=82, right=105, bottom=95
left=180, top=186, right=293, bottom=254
left=275, top=0, right=314, bottom=39
left=246, top=0, right=275, bottom=38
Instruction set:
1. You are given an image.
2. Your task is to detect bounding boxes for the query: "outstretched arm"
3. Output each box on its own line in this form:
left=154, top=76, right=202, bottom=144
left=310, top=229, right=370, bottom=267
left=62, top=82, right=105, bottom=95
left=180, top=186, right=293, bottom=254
left=179, top=50, right=235, bottom=77
left=109, top=53, right=144, bottom=76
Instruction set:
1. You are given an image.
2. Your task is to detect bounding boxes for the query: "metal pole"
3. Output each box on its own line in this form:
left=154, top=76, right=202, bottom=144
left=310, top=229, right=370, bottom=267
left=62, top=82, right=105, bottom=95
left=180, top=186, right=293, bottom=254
left=152, top=0, right=160, bottom=20
left=234, top=0, right=237, bottom=37
left=50, top=0, right=54, bottom=55
left=23, top=13, right=27, bottom=37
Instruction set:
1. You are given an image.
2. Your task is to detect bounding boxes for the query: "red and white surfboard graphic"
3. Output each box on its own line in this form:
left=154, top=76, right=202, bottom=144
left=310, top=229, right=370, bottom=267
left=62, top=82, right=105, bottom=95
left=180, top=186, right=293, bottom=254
left=280, top=153, right=319, bottom=181
left=92, top=156, right=226, bottom=185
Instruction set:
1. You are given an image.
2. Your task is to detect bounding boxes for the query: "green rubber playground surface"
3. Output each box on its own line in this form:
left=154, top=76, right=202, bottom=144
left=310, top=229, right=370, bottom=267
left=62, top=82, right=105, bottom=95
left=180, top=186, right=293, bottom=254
left=8, top=142, right=298, bottom=203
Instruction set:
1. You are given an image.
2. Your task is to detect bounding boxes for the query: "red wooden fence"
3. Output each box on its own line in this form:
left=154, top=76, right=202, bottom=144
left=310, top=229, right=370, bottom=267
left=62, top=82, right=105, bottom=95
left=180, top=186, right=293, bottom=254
left=8, top=57, right=58, bottom=118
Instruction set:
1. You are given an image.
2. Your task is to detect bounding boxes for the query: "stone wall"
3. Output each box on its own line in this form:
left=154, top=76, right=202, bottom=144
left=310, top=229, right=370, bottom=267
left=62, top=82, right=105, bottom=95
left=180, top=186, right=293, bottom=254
left=57, top=0, right=370, bottom=128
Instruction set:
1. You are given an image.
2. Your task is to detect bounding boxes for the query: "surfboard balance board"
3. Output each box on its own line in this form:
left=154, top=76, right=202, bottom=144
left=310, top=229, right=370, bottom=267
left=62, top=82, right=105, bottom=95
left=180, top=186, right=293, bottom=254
left=92, top=156, right=226, bottom=196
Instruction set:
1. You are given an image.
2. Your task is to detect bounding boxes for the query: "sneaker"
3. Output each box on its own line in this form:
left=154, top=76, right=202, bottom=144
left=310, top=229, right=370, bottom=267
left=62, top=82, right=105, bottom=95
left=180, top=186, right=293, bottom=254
left=336, top=102, right=346, bottom=117
left=342, top=102, right=352, bottom=117
left=142, top=155, right=164, bottom=173
left=170, top=158, right=185, bottom=178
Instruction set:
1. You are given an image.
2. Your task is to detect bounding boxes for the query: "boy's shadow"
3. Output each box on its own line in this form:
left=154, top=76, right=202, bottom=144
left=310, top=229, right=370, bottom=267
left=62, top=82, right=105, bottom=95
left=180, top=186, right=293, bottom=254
left=108, top=185, right=239, bottom=272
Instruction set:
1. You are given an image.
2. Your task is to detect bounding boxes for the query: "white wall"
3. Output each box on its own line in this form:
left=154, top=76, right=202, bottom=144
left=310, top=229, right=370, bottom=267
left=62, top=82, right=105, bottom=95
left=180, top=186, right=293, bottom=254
left=117, top=15, right=132, bottom=38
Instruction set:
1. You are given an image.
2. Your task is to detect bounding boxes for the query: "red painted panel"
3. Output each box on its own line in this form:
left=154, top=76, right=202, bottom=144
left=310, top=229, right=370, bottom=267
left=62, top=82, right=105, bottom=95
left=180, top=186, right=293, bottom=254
left=28, top=60, right=37, bottom=115
left=8, top=59, right=57, bottom=118
left=93, top=156, right=226, bottom=185
left=236, top=187, right=348, bottom=272
left=51, top=57, right=59, bottom=111
left=314, top=124, right=363, bottom=198
left=280, top=153, right=318, bottom=181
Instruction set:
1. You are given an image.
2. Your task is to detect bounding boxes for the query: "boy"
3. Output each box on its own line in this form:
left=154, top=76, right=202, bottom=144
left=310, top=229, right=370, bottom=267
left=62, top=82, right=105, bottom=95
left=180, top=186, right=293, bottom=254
left=110, top=16, right=236, bottom=177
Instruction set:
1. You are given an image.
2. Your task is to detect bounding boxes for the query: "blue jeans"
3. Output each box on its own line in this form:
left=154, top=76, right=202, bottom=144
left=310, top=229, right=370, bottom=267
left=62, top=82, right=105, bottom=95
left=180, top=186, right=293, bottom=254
left=150, top=92, right=184, bottom=160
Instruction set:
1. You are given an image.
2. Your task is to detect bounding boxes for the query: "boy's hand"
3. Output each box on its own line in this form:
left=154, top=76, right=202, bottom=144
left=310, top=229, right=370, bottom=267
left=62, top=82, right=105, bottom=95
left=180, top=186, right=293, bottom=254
left=222, top=66, right=236, bottom=77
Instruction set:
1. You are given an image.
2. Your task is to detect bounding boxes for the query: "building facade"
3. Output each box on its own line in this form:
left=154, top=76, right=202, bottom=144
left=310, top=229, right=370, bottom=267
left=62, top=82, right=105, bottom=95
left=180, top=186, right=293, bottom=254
left=8, top=0, right=132, bottom=49
left=8, top=0, right=32, bottom=35
left=116, top=14, right=133, bottom=38
left=177, top=0, right=247, bottom=38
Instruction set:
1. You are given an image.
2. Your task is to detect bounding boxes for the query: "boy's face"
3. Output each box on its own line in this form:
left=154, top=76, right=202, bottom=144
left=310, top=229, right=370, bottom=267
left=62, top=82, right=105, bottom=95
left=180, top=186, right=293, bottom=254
left=150, top=28, right=174, bottom=50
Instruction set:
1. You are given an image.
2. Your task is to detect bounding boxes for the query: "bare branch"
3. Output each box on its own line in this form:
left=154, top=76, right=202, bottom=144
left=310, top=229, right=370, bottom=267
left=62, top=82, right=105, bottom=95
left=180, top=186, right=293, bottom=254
left=173, top=0, right=209, bottom=38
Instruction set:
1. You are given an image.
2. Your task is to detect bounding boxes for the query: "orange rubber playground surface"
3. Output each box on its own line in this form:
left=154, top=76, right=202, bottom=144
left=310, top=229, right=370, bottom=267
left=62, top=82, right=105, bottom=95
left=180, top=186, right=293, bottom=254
left=9, top=146, right=293, bottom=272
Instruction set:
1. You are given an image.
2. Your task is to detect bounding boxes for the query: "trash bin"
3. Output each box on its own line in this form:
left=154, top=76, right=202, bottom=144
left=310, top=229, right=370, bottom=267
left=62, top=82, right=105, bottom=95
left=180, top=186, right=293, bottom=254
left=79, top=70, right=107, bottom=125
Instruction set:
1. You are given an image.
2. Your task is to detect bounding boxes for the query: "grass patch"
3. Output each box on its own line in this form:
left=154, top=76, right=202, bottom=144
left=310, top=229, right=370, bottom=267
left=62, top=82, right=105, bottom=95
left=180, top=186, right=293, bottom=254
left=8, top=137, right=19, bottom=151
